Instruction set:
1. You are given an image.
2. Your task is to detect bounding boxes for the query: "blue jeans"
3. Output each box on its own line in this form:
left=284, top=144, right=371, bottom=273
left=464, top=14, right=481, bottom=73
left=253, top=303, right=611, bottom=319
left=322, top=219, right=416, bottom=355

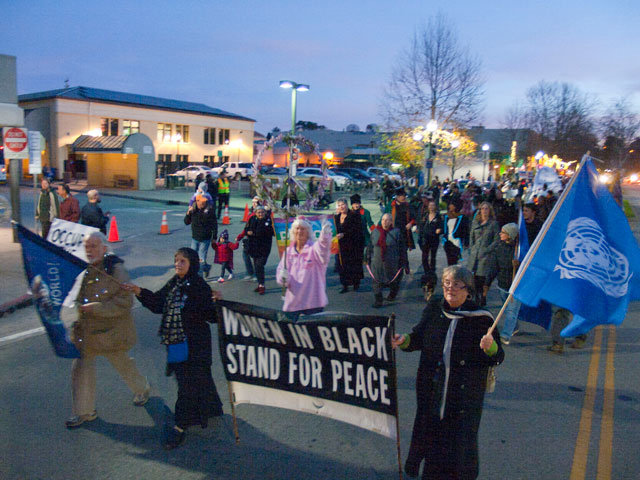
left=242, top=247, right=254, bottom=276
left=498, top=287, right=521, bottom=339
left=191, top=239, right=210, bottom=275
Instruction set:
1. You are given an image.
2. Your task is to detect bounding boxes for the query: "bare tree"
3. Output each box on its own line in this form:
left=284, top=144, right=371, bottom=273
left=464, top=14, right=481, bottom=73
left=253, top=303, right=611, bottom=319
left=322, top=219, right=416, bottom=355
left=381, top=14, right=484, bottom=130
left=601, top=96, right=640, bottom=169
left=524, top=80, right=598, bottom=161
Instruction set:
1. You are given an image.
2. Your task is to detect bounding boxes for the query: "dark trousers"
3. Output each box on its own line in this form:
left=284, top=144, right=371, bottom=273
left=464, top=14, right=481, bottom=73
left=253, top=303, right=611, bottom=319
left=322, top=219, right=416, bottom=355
left=219, top=261, right=232, bottom=276
left=242, top=248, right=255, bottom=276
left=252, top=255, right=268, bottom=285
left=41, top=221, right=52, bottom=239
left=443, top=240, right=461, bottom=266
left=420, top=240, right=439, bottom=286
left=217, top=194, right=229, bottom=218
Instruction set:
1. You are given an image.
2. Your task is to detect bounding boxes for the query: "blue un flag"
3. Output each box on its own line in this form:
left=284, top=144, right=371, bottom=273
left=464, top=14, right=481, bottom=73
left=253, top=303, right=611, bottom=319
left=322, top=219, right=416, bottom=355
left=511, top=158, right=640, bottom=337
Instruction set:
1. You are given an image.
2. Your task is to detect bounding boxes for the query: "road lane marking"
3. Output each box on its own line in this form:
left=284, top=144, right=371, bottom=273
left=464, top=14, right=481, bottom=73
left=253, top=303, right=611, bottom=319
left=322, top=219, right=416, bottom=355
left=570, top=326, right=603, bottom=480
left=0, top=326, right=45, bottom=344
left=597, top=326, right=616, bottom=480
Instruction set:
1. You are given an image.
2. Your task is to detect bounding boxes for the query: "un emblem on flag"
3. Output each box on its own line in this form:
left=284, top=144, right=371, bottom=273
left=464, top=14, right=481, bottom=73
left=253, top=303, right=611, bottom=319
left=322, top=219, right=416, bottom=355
left=554, top=217, right=631, bottom=298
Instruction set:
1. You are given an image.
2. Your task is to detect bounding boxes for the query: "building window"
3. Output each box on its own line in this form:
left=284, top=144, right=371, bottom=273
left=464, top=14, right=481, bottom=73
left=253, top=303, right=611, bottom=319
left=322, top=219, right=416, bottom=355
left=203, top=155, right=216, bottom=166
left=204, top=127, right=216, bottom=145
left=101, top=118, right=118, bottom=136
left=157, top=153, right=172, bottom=177
left=158, top=123, right=172, bottom=142
left=176, top=124, right=190, bottom=143
left=218, top=128, right=230, bottom=145
left=122, top=120, right=140, bottom=136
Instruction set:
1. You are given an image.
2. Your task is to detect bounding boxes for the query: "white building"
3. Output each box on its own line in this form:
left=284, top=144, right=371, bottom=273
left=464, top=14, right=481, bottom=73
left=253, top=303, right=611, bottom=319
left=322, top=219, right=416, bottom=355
left=19, top=86, right=255, bottom=179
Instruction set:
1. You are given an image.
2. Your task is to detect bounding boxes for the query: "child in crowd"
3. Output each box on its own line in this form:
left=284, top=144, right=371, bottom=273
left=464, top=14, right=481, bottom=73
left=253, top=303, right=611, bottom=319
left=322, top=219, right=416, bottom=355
left=211, top=229, right=239, bottom=282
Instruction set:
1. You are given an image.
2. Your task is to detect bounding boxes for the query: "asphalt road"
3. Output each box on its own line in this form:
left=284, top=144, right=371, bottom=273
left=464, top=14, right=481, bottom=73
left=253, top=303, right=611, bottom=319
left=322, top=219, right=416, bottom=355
left=1, top=187, right=639, bottom=479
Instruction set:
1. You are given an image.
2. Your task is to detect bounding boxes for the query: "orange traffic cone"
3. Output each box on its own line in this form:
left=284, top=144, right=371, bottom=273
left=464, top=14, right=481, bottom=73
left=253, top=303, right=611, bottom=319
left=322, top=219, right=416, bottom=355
left=222, top=205, right=231, bottom=225
left=107, top=215, right=122, bottom=243
left=242, top=203, right=250, bottom=222
left=159, top=211, right=170, bottom=235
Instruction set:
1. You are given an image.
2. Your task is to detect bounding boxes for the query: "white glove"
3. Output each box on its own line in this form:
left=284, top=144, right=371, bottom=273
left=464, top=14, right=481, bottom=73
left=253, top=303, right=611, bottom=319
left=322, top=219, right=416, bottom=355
left=321, top=221, right=333, bottom=236
left=411, top=225, right=418, bottom=233
left=278, top=269, right=289, bottom=284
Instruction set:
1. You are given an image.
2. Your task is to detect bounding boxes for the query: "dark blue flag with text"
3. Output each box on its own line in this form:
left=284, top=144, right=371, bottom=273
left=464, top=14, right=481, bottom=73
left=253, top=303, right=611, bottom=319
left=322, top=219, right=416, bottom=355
left=16, top=223, right=87, bottom=358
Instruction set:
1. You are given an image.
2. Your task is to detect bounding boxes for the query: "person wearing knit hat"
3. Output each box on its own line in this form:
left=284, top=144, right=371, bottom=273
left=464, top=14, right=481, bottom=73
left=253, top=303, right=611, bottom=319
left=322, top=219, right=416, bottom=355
left=189, top=182, right=214, bottom=208
left=494, top=222, right=521, bottom=344
left=211, top=229, right=239, bottom=282
left=351, top=193, right=375, bottom=247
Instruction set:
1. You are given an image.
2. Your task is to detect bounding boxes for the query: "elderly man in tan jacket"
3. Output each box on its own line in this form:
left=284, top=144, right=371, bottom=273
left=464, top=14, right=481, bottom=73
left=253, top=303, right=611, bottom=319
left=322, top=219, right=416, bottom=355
left=66, top=232, right=149, bottom=428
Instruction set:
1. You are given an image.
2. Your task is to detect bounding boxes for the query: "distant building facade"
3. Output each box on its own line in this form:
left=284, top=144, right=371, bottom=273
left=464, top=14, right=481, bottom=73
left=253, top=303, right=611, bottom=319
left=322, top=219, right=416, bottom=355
left=19, top=86, right=255, bottom=179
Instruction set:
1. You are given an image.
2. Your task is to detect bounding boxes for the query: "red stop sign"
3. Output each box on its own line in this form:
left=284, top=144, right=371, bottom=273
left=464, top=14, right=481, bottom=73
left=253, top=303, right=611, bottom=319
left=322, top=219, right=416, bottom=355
left=3, top=127, right=28, bottom=153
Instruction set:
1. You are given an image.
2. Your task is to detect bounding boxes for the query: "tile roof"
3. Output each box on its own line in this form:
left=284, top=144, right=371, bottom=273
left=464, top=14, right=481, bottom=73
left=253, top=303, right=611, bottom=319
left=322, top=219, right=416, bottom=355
left=19, top=86, right=255, bottom=122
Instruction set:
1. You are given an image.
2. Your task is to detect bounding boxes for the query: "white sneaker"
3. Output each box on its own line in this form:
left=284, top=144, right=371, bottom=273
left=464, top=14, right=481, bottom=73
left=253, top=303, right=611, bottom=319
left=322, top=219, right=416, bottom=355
left=217, top=277, right=225, bottom=283
left=227, top=273, right=233, bottom=280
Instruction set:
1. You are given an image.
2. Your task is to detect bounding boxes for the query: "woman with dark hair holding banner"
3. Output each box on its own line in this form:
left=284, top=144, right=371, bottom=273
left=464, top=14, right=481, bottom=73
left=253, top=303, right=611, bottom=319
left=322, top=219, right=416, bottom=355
left=123, top=247, right=223, bottom=450
left=392, top=265, right=504, bottom=479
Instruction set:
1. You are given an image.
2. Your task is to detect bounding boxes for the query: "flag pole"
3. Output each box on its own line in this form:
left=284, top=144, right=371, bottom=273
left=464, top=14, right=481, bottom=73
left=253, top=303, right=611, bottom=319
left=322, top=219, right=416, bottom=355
left=217, top=318, right=241, bottom=444
left=388, top=313, right=403, bottom=480
left=487, top=152, right=590, bottom=335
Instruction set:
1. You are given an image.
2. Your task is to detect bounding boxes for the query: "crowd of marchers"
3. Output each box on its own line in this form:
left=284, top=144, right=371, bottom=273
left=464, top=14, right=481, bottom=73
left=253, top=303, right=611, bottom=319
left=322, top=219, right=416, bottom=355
left=50, top=166, right=613, bottom=479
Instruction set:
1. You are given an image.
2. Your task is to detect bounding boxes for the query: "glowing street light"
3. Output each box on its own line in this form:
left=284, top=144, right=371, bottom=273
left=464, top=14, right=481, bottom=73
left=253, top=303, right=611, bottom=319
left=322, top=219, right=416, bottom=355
left=481, top=143, right=490, bottom=182
left=414, top=119, right=438, bottom=187
left=279, top=80, right=310, bottom=135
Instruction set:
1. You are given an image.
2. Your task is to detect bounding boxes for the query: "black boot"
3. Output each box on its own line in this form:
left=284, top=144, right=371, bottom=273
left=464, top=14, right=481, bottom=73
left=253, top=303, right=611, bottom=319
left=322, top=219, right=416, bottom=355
left=339, top=285, right=349, bottom=294
left=353, top=281, right=360, bottom=292
left=373, top=294, right=383, bottom=308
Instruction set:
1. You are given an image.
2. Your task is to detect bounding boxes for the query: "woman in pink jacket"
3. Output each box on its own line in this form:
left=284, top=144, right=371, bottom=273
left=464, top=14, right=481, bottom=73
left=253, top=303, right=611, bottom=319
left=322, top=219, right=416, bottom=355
left=276, top=218, right=333, bottom=319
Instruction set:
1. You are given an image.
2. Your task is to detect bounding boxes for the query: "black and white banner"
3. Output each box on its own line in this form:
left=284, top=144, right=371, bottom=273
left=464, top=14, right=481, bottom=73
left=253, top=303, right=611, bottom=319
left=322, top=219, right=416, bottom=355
left=217, top=301, right=398, bottom=438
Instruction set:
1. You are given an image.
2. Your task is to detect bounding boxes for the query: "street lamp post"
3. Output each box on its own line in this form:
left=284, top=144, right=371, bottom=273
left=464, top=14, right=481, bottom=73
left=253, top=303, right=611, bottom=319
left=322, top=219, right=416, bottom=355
left=450, top=139, right=460, bottom=180
left=279, top=80, right=310, bottom=280
left=482, top=143, right=490, bottom=182
left=414, top=120, right=438, bottom=188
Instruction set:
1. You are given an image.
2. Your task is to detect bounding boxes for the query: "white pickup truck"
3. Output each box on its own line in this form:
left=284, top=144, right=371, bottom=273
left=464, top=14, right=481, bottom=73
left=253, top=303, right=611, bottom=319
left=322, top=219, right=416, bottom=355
left=210, top=162, right=255, bottom=180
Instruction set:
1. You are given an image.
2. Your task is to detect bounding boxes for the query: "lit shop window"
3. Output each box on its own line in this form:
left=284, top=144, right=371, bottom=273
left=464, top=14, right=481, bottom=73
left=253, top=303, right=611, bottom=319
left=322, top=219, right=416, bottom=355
left=122, top=120, right=140, bottom=136
left=101, top=118, right=118, bottom=136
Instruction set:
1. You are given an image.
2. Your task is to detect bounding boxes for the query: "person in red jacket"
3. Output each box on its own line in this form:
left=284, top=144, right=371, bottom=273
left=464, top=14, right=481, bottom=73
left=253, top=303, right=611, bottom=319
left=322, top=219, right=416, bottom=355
left=211, top=229, right=239, bottom=283
left=57, top=183, right=80, bottom=223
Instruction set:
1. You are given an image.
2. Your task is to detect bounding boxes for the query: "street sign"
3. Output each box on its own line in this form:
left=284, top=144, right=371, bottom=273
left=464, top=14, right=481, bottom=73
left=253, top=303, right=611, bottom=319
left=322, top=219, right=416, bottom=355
left=2, top=127, right=29, bottom=160
left=28, top=131, right=42, bottom=174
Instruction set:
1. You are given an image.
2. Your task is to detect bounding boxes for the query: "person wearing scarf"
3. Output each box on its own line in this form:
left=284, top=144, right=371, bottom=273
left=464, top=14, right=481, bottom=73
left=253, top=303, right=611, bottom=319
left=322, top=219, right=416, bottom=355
left=125, top=247, right=223, bottom=450
left=366, top=213, right=408, bottom=308
left=393, top=265, right=504, bottom=479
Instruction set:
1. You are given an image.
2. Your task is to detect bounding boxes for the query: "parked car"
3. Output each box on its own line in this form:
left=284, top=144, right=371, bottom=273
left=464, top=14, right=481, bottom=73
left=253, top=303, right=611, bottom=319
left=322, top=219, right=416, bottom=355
left=0, top=162, right=6, bottom=184
left=170, top=165, right=216, bottom=182
left=331, top=167, right=375, bottom=186
left=366, top=167, right=401, bottom=182
left=211, top=162, right=255, bottom=180
left=297, top=167, right=350, bottom=190
left=259, top=166, right=288, bottom=176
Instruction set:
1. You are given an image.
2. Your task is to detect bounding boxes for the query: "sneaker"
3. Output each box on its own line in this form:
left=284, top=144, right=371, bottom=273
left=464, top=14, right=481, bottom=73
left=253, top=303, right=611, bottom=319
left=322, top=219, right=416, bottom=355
left=65, top=410, right=97, bottom=429
left=257, top=285, right=265, bottom=295
left=163, top=426, right=186, bottom=450
left=217, top=277, right=225, bottom=283
left=547, top=342, right=564, bottom=354
left=227, top=273, right=233, bottom=280
left=243, top=275, right=254, bottom=281
left=502, top=338, right=510, bottom=345
left=133, top=382, right=151, bottom=407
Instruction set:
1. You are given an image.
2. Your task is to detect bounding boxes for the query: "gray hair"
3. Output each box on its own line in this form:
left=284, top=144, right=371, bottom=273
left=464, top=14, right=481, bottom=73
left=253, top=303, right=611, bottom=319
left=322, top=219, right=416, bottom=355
left=336, top=198, right=348, bottom=206
left=442, top=265, right=475, bottom=297
left=290, top=218, right=312, bottom=240
left=83, top=231, right=111, bottom=250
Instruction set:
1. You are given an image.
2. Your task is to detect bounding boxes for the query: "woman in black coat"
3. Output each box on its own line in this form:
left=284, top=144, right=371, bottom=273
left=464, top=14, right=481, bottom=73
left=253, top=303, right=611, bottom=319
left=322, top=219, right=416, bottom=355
left=418, top=197, right=444, bottom=295
left=123, top=247, right=223, bottom=450
left=334, top=198, right=365, bottom=292
left=393, top=265, right=504, bottom=479
left=244, top=206, right=274, bottom=294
